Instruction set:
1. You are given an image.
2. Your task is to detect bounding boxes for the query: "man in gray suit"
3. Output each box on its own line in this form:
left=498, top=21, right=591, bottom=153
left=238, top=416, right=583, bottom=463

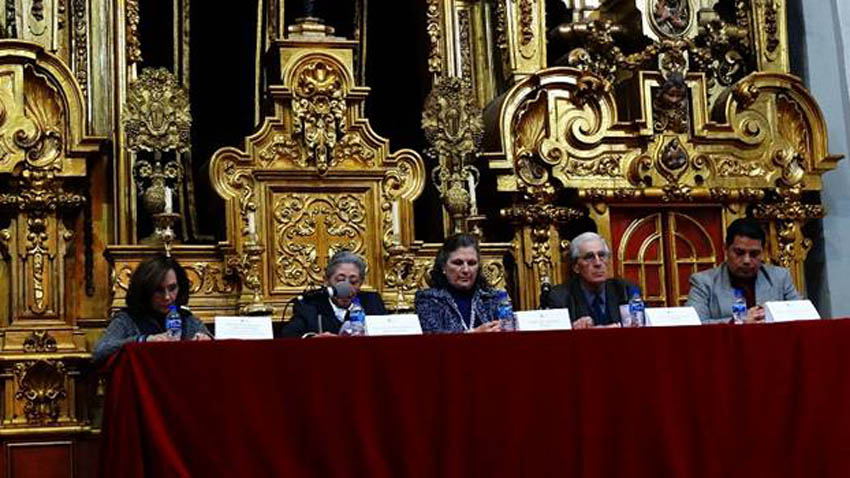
left=544, top=232, right=637, bottom=329
left=686, top=218, right=800, bottom=323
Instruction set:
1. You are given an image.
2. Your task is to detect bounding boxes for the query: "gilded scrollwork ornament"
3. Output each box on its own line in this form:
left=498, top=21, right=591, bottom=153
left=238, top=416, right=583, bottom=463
left=124, top=68, right=190, bottom=153
left=291, top=59, right=347, bottom=175
left=14, top=360, right=67, bottom=424
left=23, top=330, right=58, bottom=353
left=272, top=192, right=367, bottom=288
left=259, top=134, right=303, bottom=167
left=422, top=76, right=483, bottom=233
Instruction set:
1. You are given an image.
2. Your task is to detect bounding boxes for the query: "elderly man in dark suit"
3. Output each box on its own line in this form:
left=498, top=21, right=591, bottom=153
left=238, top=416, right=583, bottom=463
left=544, top=232, right=637, bottom=329
left=281, top=250, right=387, bottom=338
left=686, top=217, right=800, bottom=323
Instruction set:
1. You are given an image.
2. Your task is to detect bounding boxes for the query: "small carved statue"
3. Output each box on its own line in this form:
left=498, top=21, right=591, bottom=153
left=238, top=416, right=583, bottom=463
left=653, top=71, right=689, bottom=133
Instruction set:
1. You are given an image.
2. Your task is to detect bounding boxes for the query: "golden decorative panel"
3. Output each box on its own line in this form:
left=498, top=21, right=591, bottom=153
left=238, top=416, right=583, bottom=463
left=271, top=191, right=369, bottom=290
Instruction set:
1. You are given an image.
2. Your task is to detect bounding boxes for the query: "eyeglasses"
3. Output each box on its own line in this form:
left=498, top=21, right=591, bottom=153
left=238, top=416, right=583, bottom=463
left=579, top=251, right=609, bottom=262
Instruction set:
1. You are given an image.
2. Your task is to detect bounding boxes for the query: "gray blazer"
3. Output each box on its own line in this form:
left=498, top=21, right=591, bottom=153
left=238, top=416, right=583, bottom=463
left=686, top=263, right=801, bottom=323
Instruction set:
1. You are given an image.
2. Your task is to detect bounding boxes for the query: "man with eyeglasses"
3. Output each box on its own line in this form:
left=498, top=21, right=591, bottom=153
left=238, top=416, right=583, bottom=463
left=544, top=232, right=637, bottom=329
left=280, top=250, right=387, bottom=337
left=686, top=217, right=800, bottom=323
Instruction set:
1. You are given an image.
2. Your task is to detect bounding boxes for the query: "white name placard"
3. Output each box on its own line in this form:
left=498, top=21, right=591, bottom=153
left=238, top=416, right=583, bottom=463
left=515, top=309, right=572, bottom=331
left=764, top=300, right=820, bottom=322
left=214, top=316, right=273, bottom=340
left=365, top=314, right=423, bottom=336
left=645, top=307, right=701, bottom=327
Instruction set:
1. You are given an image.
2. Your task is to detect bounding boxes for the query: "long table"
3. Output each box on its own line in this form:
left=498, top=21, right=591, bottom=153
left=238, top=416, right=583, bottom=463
left=98, top=320, right=850, bottom=477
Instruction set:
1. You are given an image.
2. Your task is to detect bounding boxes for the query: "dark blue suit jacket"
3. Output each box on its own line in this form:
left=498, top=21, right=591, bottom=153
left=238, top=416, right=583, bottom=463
left=279, top=291, right=387, bottom=337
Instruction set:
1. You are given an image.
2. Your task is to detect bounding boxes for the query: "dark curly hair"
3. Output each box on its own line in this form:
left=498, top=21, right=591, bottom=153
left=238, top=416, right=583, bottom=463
left=125, top=255, right=190, bottom=317
left=428, top=233, right=490, bottom=290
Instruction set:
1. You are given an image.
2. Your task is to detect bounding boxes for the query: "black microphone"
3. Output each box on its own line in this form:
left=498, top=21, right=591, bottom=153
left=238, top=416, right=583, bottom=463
left=299, top=281, right=354, bottom=301
left=539, top=282, right=552, bottom=310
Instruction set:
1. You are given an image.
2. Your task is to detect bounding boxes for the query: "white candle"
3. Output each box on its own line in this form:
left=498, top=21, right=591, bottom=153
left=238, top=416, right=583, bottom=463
left=392, top=200, right=401, bottom=238
left=467, top=173, right=478, bottom=215
left=164, top=186, right=173, bottom=213
left=247, top=210, right=257, bottom=235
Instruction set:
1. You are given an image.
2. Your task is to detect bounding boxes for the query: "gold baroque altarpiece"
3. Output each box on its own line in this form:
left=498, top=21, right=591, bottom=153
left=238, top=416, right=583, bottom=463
left=0, top=0, right=842, bottom=458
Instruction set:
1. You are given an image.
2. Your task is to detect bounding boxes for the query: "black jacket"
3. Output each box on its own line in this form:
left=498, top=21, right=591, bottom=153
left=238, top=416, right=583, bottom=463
left=279, top=291, right=388, bottom=337
left=544, top=277, right=636, bottom=326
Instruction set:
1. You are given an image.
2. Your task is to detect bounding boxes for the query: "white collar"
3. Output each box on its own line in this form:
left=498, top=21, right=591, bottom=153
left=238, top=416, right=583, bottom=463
left=328, top=297, right=351, bottom=323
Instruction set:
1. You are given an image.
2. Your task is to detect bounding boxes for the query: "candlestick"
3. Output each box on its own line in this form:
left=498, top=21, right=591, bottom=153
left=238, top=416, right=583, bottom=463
left=164, top=186, right=173, bottom=214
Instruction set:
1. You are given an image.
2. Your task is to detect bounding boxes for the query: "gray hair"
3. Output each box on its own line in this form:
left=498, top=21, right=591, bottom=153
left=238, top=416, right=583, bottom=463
left=325, top=250, right=367, bottom=279
left=569, top=232, right=610, bottom=262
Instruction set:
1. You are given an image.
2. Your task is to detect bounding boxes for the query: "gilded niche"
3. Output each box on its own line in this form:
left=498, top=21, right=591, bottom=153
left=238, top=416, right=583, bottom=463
left=272, top=192, right=367, bottom=289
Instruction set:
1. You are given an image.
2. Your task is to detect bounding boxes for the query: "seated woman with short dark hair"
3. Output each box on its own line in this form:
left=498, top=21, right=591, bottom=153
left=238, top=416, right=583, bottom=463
left=93, top=255, right=212, bottom=362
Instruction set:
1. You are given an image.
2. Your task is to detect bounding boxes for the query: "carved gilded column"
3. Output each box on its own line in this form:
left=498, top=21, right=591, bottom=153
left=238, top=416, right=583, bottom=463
left=497, top=0, right=547, bottom=82
left=502, top=201, right=583, bottom=309
left=0, top=43, right=105, bottom=433
left=749, top=0, right=788, bottom=73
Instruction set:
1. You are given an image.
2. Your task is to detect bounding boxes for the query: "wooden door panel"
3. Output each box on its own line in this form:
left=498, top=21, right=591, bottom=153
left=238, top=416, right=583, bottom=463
left=610, top=207, right=723, bottom=307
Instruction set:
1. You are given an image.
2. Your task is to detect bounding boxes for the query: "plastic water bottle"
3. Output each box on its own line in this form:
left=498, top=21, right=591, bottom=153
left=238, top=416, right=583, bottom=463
left=627, top=289, right=645, bottom=327
left=165, top=305, right=182, bottom=339
left=732, top=288, right=747, bottom=324
left=340, top=298, right=366, bottom=336
left=495, top=291, right=516, bottom=332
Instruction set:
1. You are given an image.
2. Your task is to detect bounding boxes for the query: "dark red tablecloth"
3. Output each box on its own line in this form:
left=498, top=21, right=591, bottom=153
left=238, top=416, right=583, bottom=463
left=98, top=321, right=850, bottom=478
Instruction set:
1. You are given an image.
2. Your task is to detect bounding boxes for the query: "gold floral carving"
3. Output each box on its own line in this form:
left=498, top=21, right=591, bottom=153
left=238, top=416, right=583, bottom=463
left=717, top=158, right=765, bottom=177
left=23, top=330, right=58, bottom=353
left=272, top=193, right=367, bottom=288
left=124, top=68, right=191, bottom=153
left=458, top=9, right=473, bottom=81
left=126, top=0, right=142, bottom=63
left=564, top=156, right=621, bottom=177
left=763, top=0, right=779, bottom=56
left=517, top=0, right=535, bottom=47
left=184, top=263, right=236, bottom=295
left=422, top=77, right=483, bottom=167
left=426, top=0, right=442, bottom=74
left=27, top=216, right=49, bottom=313
left=495, top=1, right=509, bottom=72
left=71, top=0, right=88, bottom=98
left=259, top=134, right=303, bottom=167
left=754, top=186, right=823, bottom=270
left=291, top=59, right=347, bottom=175
left=333, top=133, right=375, bottom=167
left=14, top=360, right=67, bottom=424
